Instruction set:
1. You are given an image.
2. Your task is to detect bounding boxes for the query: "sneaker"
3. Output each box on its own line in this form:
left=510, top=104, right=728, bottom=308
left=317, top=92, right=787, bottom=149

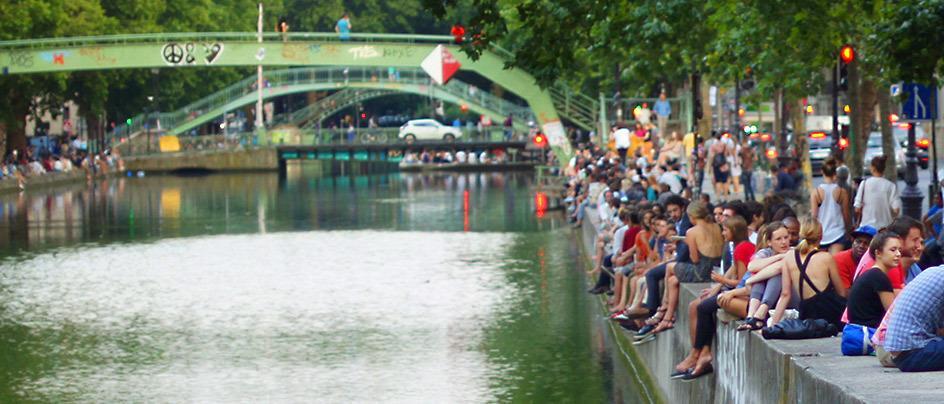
left=632, top=334, right=656, bottom=345
left=634, top=324, right=656, bottom=340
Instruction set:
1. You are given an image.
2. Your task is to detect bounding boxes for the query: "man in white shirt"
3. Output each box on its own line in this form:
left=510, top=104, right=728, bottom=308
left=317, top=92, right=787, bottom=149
left=614, top=126, right=631, bottom=161
left=659, top=167, right=684, bottom=194
left=455, top=150, right=467, bottom=163
left=854, top=156, right=901, bottom=229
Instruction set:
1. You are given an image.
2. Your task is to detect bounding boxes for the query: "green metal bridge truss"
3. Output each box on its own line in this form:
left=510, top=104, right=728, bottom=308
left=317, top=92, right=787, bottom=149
left=116, top=66, right=537, bottom=137
left=0, top=32, right=598, bottom=161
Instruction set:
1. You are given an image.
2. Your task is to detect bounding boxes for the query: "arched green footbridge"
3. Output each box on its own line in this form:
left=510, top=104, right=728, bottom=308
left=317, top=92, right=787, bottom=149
left=0, top=32, right=606, bottom=163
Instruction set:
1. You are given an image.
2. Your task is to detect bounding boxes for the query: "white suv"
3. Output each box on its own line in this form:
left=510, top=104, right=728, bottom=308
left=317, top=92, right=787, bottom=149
left=398, top=119, right=461, bottom=143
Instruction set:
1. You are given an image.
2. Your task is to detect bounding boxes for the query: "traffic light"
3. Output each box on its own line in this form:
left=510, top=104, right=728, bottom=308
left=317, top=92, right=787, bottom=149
left=451, top=24, right=465, bottom=44
left=126, top=118, right=132, bottom=126
left=740, top=66, right=755, bottom=91
left=840, top=45, right=855, bottom=64
left=532, top=132, right=547, bottom=148
left=839, top=45, right=854, bottom=91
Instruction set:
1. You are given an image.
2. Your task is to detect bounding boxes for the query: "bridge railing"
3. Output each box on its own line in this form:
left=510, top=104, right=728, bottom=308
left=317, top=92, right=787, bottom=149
left=109, top=66, right=536, bottom=143
left=0, top=32, right=455, bottom=49
left=117, top=126, right=532, bottom=157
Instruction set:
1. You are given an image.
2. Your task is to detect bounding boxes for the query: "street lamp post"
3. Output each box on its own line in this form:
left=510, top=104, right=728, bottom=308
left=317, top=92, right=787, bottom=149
left=901, top=122, right=923, bottom=219
left=146, top=95, right=154, bottom=154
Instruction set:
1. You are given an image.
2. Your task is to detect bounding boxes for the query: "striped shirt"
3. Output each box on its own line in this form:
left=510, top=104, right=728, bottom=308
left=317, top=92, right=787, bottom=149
left=883, top=266, right=944, bottom=352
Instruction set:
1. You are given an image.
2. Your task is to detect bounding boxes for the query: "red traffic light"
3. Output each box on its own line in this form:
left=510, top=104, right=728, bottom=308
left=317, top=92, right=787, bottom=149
left=451, top=24, right=466, bottom=44
left=840, top=45, right=855, bottom=64
left=532, top=133, right=547, bottom=147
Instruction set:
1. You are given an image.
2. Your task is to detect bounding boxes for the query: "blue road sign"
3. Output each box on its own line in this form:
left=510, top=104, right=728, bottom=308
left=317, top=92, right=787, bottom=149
left=901, top=83, right=938, bottom=120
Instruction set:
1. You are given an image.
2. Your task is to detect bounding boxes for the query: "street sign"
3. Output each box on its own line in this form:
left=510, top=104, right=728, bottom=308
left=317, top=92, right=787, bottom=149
left=901, top=82, right=937, bottom=120
left=890, top=83, right=901, bottom=97
left=421, top=45, right=461, bottom=85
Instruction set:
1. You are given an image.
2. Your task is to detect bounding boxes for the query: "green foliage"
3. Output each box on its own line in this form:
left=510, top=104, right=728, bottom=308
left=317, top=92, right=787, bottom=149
left=877, top=0, right=944, bottom=84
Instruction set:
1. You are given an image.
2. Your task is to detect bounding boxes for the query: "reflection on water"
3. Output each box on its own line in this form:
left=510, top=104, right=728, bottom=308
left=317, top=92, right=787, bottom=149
left=0, top=168, right=630, bottom=402
left=0, top=169, right=556, bottom=255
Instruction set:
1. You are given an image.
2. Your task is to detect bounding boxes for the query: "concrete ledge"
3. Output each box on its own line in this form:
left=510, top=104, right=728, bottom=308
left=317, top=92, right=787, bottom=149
left=0, top=170, right=90, bottom=195
left=577, top=212, right=935, bottom=404
left=124, top=148, right=278, bottom=172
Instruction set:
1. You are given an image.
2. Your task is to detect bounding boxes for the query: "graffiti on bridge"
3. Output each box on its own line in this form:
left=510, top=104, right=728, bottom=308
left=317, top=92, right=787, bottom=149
left=162, top=42, right=224, bottom=66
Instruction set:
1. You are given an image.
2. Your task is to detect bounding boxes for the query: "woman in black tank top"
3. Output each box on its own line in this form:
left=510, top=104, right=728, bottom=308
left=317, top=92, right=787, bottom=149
left=770, top=217, right=848, bottom=326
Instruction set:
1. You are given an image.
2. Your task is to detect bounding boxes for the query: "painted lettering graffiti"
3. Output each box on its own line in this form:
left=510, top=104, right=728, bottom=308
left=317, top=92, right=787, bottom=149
left=162, top=42, right=224, bottom=66
left=79, top=47, right=116, bottom=65
left=382, top=48, right=414, bottom=59
left=8, top=49, right=34, bottom=68
left=349, top=45, right=379, bottom=60
left=281, top=43, right=309, bottom=62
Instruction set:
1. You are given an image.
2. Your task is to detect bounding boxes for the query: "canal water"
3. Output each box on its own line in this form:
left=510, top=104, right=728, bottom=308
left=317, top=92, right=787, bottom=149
left=0, top=168, right=644, bottom=402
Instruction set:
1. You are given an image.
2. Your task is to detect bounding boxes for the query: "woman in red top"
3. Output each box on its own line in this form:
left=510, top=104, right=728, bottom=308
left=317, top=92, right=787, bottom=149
left=672, top=215, right=754, bottom=380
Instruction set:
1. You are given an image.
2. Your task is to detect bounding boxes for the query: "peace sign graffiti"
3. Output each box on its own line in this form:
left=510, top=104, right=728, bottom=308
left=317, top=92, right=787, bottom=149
left=162, top=43, right=185, bottom=65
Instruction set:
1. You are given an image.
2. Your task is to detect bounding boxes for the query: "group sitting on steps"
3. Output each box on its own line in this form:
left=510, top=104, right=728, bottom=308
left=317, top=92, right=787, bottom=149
left=564, top=140, right=944, bottom=382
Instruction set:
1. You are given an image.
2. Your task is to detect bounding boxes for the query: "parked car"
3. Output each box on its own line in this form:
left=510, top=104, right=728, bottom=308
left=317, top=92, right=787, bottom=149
left=398, top=119, right=461, bottom=143
left=891, top=124, right=929, bottom=169
left=866, top=131, right=906, bottom=175
left=807, top=131, right=835, bottom=175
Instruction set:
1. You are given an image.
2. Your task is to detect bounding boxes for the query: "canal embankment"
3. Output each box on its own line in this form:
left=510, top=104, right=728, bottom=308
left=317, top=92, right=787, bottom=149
left=577, top=213, right=940, bottom=404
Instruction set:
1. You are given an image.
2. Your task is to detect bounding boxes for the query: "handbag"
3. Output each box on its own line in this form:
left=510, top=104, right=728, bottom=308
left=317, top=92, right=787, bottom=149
left=841, top=323, right=877, bottom=356
left=761, top=318, right=839, bottom=340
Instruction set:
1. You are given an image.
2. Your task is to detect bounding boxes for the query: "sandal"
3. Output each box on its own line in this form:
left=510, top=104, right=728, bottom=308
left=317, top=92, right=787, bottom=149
left=644, top=308, right=666, bottom=326
left=736, top=317, right=765, bottom=331
left=653, top=318, right=675, bottom=334
left=735, top=317, right=756, bottom=331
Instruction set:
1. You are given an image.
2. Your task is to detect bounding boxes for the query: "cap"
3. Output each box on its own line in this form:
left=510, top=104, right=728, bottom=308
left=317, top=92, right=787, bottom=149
left=850, top=225, right=877, bottom=239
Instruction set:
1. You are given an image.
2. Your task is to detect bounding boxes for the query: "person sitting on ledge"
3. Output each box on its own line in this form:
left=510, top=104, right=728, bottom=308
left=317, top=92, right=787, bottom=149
left=846, top=231, right=899, bottom=329
left=650, top=201, right=723, bottom=335
left=672, top=214, right=754, bottom=381
left=884, top=266, right=944, bottom=372
left=770, top=217, right=848, bottom=326
left=833, top=225, right=877, bottom=289
left=736, top=222, right=793, bottom=330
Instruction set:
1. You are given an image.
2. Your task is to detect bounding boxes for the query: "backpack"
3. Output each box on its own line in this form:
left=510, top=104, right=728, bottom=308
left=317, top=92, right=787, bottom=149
left=712, top=152, right=726, bottom=169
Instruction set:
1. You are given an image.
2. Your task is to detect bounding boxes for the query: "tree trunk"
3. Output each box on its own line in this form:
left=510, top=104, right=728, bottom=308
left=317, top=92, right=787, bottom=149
left=4, top=103, right=29, bottom=156
left=877, top=85, right=897, bottom=181
left=697, top=77, right=712, bottom=139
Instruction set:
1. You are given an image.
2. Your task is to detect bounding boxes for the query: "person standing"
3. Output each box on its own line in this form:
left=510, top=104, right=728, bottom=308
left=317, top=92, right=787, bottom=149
left=854, top=156, right=900, bottom=229
left=812, top=158, right=851, bottom=255
left=503, top=114, right=514, bottom=140
left=335, top=13, right=352, bottom=41
left=653, top=93, right=672, bottom=146
left=614, top=125, right=631, bottom=162
left=740, top=137, right=756, bottom=200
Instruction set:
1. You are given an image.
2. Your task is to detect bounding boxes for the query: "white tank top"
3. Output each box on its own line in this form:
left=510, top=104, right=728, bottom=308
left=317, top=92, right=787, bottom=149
left=817, top=183, right=845, bottom=244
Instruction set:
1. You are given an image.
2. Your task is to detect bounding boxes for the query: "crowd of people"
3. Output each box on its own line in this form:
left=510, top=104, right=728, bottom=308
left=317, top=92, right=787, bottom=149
left=564, top=136, right=944, bottom=380
left=1, top=145, right=124, bottom=189
left=401, top=149, right=509, bottom=165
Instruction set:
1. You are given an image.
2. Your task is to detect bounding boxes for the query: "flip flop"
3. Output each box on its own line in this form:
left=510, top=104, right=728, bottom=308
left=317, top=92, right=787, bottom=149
left=670, top=368, right=692, bottom=379
left=652, top=318, right=675, bottom=334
